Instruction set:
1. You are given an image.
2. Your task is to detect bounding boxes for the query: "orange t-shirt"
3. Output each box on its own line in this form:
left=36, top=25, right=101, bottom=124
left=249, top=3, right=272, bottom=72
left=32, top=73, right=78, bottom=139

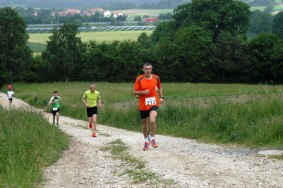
left=134, top=74, right=161, bottom=111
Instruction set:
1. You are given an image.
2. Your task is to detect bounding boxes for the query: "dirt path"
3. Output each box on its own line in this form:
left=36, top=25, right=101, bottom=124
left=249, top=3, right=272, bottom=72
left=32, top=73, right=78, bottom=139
left=0, top=93, right=282, bottom=187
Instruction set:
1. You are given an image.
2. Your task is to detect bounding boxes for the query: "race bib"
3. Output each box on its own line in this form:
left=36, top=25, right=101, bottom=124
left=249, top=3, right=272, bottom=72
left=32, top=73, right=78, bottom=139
left=52, top=108, right=58, bottom=111
left=145, top=97, right=156, bottom=106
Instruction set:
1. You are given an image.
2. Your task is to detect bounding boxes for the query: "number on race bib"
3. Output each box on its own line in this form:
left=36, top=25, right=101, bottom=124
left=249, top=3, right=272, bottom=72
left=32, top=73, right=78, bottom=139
left=52, top=108, right=58, bottom=111
left=145, top=97, right=156, bottom=106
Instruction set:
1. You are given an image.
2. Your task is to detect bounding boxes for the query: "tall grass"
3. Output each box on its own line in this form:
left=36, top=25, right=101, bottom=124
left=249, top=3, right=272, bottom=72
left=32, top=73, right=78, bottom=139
left=2, top=82, right=283, bottom=148
left=0, top=107, right=69, bottom=187
left=158, top=96, right=283, bottom=147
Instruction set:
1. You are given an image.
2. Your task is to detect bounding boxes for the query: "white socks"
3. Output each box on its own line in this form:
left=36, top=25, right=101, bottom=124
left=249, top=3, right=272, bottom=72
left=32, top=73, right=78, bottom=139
left=145, top=135, right=155, bottom=142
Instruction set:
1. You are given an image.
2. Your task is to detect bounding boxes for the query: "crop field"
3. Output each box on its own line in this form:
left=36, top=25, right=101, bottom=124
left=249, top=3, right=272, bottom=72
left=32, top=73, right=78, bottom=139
left=250, top=1, right=283, bottom=12
left=250, top=5, right=283, bottom=12
left=29, top=30, right=153, bottom=44
left=117, top=9, right=173, bottom=20
left=28, top=30, right=153, bottom=52
left=26, top=25, right=156, bottom=34
left=78, top=30, right=153, bottom=42
left=274, top=4, right=283, bottom=12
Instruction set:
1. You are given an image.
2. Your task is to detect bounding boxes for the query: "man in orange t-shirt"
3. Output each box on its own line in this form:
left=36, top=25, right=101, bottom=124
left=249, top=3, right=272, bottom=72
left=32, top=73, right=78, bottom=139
left=134, top=63, right=164, bottom=150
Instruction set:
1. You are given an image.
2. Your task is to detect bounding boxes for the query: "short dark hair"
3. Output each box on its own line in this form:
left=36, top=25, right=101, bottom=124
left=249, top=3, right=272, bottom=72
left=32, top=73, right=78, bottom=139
left=143, top=62, right=152, bottom=68
left=53, top=91, right=58, bottom=93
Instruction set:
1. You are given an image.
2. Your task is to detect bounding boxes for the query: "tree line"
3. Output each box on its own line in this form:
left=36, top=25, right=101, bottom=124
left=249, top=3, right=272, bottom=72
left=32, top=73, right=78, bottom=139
left=1, top=0, right=283, bottom=87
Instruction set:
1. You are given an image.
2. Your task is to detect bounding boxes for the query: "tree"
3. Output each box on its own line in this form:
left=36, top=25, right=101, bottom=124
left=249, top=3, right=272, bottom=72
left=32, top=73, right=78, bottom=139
left=153, top=0, right=251, bottom=44
left=157, top=13, right=172, bottom=20
left=137, top=33, right=159, bottom=71
left=0, top=7, right=32, bottom=83
left=116, top=15, right=127, bottom=22
left=151, top=0, right=251, bottom=82
left=42, top=23, right=85, bottom=81
left=156, top=26, right=214, bottom=82
left=150, top=21, right=177, bottom=43
left=133, top=16, right=142, bottom=21
left=115, top=40, right=143, bottom=81
left=264, top=5, right=274, bottom=14
left=212, top=32, right=249, bottom=82
left=272, top=11, right=283, bottom=38
left=90, top=11, right=102, bottom=22
left=248, top=10, right=273, bottom=36
left=247, top=33, right=283, bottom=83
left=183, top=0, right=251, bottom=43
left=173, top=26, right=214, bottom=81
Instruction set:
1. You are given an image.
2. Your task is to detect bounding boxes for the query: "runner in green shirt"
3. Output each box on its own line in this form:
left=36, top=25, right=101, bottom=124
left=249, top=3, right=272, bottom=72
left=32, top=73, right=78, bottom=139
left=48, top=91, right=61, bottom=126
left=82, top=83, right=102, bottom=137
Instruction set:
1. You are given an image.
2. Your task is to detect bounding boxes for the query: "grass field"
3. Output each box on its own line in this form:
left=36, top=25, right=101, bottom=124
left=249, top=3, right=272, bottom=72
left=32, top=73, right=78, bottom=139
left=250, top=3, right=283, bottom=12
left=28, top=42, right=46, bottom=52
left=2, top=82, right=283, bottom=149
left=28, top=30, right=153, bottom=44
left=117, top=9, right=173, bottom=20
left=28, top=30, right=153, bottom=52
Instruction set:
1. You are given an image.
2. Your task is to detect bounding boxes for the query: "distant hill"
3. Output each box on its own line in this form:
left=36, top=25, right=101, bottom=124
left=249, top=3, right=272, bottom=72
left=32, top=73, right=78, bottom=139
left=0, top=0, right=189, bottom=8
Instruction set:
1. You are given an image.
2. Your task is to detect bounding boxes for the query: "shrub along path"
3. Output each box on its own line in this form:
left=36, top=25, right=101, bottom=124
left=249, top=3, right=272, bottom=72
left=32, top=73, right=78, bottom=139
left=0, top=92, right=282, bottom=187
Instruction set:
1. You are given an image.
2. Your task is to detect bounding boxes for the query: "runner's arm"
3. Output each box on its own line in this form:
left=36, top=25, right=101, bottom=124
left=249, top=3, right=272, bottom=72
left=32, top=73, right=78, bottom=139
left=158, top=86, right=163, bottom=99
left=48, top=97, right=53, bottom=105
left=82, top=97, right=88, bottom=107
left=134, top=90, right=150, bottom=96
left=98, top=98, right=102, bottom=108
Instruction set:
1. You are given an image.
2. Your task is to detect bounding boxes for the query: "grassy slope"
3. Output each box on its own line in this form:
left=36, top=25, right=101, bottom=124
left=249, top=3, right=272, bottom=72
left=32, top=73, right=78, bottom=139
left=0, top=107, right=69, bottom=187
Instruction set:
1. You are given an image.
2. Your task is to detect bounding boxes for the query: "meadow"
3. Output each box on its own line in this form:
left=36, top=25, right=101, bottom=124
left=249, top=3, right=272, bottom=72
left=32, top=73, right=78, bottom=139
left=250, top=1, right=283, bottom=12
left=28, top=30, right=153, bottom=52
left=117, top=9, right=173, bottom=20
left=28, top=30, right=153, bottom=44
left=3, top=82, right=283, bottom=149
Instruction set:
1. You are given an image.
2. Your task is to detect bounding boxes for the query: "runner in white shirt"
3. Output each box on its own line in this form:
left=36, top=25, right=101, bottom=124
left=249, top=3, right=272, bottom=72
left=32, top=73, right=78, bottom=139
left=7, top=86, right=14, bottom=105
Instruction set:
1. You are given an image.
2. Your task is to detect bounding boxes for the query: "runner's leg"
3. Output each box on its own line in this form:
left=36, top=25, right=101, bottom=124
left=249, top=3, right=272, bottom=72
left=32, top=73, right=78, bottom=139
left=142, top=118, right=149, bottom=139
left=56, top=112, right=59, bottom=125
left=92, top=114, right=97, bottom=132
left=149, top=110, right=157, bottom=137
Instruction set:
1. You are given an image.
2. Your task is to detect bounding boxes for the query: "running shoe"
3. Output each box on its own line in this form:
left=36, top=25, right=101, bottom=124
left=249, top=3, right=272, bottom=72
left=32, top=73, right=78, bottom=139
left=143, top=142, right=150, bottom=150
left=92, top=132, right=97, bottom=137
left=150, top=139, right=158, bottom=148
left=89, top=123, right=93, bottom=129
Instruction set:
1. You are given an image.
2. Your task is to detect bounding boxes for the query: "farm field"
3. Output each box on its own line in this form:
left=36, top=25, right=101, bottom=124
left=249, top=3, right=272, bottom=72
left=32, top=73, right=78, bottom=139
left=250, top=5, right=283, bottom=12
left=28, top=30, right=153, bottom=52
left=250, top=1, right=283, bottom=12
left=28, top=30, right=153, bottom=44
left=116, top=9, right=173, bottom=20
